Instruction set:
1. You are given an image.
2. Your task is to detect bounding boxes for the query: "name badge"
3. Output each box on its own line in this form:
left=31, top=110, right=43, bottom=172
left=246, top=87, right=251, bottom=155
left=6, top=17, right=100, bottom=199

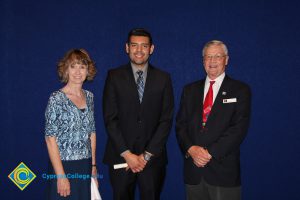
left=223, top=98, right=237, bottom=103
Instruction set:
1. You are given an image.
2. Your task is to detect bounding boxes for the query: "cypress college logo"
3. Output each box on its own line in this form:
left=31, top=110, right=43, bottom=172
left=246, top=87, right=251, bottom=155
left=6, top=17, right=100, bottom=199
left=8, top=162, right=36, bottom=190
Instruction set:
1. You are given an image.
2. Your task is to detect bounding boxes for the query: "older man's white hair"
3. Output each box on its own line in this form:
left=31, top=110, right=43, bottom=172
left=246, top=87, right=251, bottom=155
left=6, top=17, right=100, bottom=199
left=202, top=40, right=228, bottom=57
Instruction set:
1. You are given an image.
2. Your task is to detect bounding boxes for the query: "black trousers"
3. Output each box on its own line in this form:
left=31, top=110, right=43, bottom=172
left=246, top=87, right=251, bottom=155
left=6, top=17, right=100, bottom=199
left=109, top=164, right=166, bottom=200
left=186, top=178, right=241, bottom=200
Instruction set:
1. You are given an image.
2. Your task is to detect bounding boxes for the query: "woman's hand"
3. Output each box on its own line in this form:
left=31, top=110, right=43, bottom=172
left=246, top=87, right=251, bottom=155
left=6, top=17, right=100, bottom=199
left=92, top=166, right=99, bottom=188
left=57, top=178, right=71, bottom=197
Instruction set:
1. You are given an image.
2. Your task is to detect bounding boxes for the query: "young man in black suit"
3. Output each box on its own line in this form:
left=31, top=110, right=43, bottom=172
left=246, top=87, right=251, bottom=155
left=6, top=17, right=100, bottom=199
left=176, top=40, right=251, bottom=200
left=103, top=28, right=174, bottom=200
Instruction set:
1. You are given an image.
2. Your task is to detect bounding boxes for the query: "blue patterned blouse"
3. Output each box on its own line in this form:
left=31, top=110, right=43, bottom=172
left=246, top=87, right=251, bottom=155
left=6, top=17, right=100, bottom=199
left=45, top=90, right=96, bottom=161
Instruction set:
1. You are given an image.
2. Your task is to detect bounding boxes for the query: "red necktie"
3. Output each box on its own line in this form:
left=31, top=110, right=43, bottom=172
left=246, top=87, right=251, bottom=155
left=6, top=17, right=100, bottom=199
left=202, top=81, right=215, bottom=127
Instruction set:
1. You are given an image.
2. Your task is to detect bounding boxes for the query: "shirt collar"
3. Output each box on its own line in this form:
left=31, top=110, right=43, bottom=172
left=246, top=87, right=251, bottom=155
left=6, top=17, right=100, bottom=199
left=131, top=62, right=148, bottom=75
left=205, top=72, right=226, bottom=86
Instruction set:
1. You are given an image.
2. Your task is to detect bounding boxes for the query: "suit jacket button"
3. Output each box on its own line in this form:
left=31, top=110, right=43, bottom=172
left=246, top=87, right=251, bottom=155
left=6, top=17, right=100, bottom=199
left=200, top=127, right=208, bottom=133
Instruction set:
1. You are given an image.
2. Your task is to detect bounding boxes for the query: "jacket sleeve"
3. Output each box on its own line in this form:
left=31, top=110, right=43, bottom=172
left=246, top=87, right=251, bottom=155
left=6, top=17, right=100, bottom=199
left=103, top=70, right=128, bottom=155
left=175, top=86, right=194, bottom=154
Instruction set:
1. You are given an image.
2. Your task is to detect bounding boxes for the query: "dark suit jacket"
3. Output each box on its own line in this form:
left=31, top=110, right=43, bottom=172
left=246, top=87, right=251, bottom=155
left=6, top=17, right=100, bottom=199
left=103, top=63, right=174, bottom=166
left=176, top=75, right=251, bottom=187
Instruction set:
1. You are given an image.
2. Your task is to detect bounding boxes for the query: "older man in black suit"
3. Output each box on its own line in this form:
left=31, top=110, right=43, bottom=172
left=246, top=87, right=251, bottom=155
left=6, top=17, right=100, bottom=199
left=176, top=40, right=251, bottom=200
left=103, top=28, right=174, bottom=200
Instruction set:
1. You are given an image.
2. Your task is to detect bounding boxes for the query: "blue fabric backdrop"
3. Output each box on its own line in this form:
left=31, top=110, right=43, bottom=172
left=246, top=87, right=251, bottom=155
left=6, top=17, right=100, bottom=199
left=1, top=0, right=299, bottom=199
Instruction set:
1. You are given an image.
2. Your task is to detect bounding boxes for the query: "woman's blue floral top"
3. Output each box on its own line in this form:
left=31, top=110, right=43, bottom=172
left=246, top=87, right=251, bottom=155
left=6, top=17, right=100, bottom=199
left=45, top=90, right=96, bottom=161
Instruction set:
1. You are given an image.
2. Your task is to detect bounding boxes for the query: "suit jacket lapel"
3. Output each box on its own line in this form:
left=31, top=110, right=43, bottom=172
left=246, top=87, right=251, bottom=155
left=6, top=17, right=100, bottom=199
left=140, top=65, right=154, bottom=106
left=197, top=80, right=205, bottom=125
left=206, top=75, right=231, bottom=125
left=125, top=64, right=141, bottom=105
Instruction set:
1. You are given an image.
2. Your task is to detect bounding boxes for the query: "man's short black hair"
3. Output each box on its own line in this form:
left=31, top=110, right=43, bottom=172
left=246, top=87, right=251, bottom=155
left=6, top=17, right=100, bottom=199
left=127, top=28, right=153, bottom=45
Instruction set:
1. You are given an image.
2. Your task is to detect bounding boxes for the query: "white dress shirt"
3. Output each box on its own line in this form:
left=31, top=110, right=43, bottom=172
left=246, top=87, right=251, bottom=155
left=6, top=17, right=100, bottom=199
left=203, top=72, right=226, bottom=104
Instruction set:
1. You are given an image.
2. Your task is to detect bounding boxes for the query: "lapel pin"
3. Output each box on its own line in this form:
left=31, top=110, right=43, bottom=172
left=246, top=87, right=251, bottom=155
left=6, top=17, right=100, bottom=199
left=222, top=91, right=227, bottom=95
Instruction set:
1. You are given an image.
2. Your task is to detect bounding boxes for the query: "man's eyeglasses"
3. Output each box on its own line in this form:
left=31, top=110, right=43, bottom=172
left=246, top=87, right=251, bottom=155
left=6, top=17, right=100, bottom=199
left=204, top=54, right=227, bottom=61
